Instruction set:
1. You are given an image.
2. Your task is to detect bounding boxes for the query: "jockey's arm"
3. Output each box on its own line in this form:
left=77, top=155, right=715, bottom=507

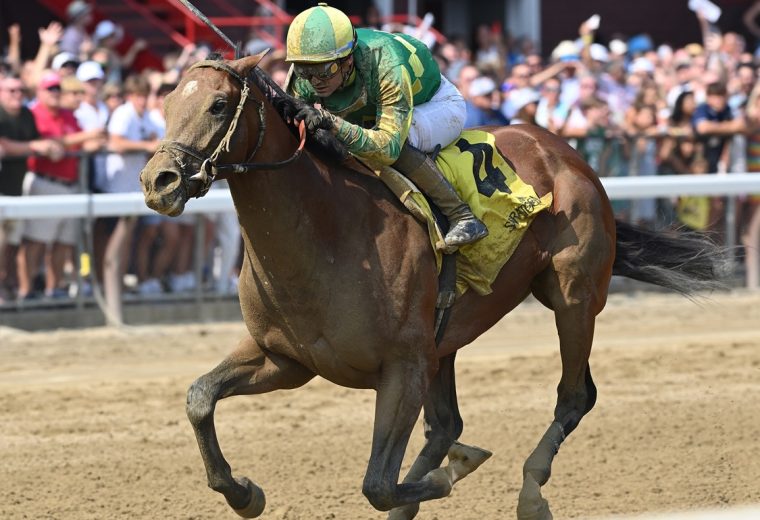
left=290, top=67, right=414, bottom=166
left=330, top=69, right=414, bottom=165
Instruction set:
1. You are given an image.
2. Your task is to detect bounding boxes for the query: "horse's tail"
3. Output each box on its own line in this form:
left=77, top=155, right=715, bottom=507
left=612, top=220, right=730, bottom=296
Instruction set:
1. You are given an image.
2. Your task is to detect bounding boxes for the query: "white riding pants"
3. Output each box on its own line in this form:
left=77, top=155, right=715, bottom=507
left=406, top=75, right=466, bottom=153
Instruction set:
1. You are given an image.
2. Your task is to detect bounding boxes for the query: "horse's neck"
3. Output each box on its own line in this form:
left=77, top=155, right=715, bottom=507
left=227, top=146, right=363, bottom=282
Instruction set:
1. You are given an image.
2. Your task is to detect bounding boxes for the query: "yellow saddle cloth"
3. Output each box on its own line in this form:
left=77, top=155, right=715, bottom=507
left=377, top=130, right=552, bottom=296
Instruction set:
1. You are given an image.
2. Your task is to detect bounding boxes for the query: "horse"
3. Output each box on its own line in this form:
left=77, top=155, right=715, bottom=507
left=139, top=52, right=723, bottom=519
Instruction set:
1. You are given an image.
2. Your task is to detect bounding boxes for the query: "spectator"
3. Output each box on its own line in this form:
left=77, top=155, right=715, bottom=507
left=74, top=61, right=109, bottom=190
left=463, top=76, right=508, bottom=128
left=455, top=64, right=479, bottom=102
left=135, top=83, right=182, bottom=295
left=561, top=74, right=600, bottom=139
left=0, top=74, right=63, bottom=300
left=659, top=91, right=699, bottom=175
left=507, top=88, right=540, bottom=125
left=51, top=52, right=80, bottom=79
left=18, top=72, right=99, bottom=299
left=741, top=83, right=760, bottom=289
left=692, top=82, right=744, bottom=173
left=102, top=82, right=124, bottom=114
left=625, top=101, right=660, bottom=227
left=102, top=75, right=160, bottom=315
left=535, top=78, right=569, bottom=134
left=575, top=96, right=613, bottom=174
left=91, top=20, right=146, bottom=85
left=60, top=76, right=85, bottom=111
left=59, top=0, right=93, bottom=56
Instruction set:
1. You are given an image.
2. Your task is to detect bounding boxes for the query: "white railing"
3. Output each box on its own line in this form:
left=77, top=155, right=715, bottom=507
left=2, top=173, right=760, bottom=220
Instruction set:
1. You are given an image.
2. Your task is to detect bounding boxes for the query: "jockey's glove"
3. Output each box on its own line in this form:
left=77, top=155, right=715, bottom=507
left=295, top=105, right=335, bottom=132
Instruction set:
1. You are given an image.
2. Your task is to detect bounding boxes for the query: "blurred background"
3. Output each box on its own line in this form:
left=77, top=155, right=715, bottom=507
left=2, top=0, right=760, bottom=329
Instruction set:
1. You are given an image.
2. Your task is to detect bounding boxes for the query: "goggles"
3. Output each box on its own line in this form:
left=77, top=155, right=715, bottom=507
left=294, top=61, right=341, bottom=82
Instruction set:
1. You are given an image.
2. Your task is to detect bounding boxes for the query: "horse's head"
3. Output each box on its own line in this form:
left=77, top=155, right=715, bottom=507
left=140, top=51, right=267, bottom=216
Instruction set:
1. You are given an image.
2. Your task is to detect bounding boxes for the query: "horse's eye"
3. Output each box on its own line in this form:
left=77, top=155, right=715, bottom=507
left=210, top=99, right=227, bottom=115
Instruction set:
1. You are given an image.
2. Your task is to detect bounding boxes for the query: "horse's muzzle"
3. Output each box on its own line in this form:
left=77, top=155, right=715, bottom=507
left=141, top=166, right=187, bottom=216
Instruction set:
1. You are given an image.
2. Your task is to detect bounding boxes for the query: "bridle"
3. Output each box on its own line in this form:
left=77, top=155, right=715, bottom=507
left=155, top=59, right=307, bottom=198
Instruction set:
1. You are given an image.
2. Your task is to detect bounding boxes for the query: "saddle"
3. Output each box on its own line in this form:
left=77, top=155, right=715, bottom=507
left=362, top=130, right=552, bottom=294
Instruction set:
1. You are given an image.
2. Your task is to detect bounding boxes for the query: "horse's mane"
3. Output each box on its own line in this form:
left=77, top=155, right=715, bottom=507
left=205, top=53, right=348, bottom=163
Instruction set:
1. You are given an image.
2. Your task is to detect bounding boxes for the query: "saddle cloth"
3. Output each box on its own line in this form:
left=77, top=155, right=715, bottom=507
left=377, top=129, right=553, bottom=296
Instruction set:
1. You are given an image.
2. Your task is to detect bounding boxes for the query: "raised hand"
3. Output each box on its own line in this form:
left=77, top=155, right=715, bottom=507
left=38, top=21, right=63, bottom=48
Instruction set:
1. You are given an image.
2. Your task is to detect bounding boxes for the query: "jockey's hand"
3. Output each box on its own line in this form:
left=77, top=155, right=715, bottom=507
left=295, top=106, right=334, bottom=132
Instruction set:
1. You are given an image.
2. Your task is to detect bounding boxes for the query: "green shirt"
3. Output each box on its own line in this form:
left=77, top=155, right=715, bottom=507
left=290, top=28, right=441, bottom=165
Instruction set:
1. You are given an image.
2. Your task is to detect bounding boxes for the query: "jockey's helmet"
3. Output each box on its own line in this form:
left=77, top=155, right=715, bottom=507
left=286, top=3, right=357, bottom=63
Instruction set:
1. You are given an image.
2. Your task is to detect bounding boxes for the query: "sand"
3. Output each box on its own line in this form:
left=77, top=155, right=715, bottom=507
left=1, top=291, right=759, bottom=520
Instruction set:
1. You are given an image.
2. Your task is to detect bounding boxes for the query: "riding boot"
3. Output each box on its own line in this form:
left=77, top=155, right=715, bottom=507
left=393, top=142, right=488, bottom=252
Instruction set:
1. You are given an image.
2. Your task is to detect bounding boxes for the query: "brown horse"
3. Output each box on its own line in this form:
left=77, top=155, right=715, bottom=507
left=140, top=53, right=722, bottom=519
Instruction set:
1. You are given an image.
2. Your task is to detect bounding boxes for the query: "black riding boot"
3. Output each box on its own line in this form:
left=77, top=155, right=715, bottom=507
left=393, top=143, right=488, bottom=252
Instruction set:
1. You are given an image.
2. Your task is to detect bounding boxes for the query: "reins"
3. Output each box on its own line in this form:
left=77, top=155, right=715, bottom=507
left=156, top=59, right=307, bottom=198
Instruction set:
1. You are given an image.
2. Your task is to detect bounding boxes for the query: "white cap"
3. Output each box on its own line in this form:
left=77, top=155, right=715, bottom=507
left=93, top=20, right=121, bottom=43
left=76, top=60, right=105, bottom=82
left=589, top=43, right=609, bottom=63
left=629, top=56, right=655, bottom=74
left=507, top=88, right=540, bottom=118
left=551, top=40, right=580, bottom=62
left=52, top=51, right=78, bottom=71
left=468, top=76, right=496, bottom=97
left=609, top=39, right=628, bottom=56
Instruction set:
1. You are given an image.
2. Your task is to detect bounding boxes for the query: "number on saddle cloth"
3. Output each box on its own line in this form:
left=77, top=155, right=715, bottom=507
left=454, top=138, right=512, bottom=197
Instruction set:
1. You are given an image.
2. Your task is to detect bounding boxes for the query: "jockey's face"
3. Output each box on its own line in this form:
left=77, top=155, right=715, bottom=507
left=299, top=56, right=352, bottom=98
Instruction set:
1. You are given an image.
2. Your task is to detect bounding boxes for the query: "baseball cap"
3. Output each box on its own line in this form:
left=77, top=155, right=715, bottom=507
left=52, top=52, right=79, bottom=71
left=508, top=88, right=540, bottom=115
left=628, top=34, right=654, bottom=55
left=66, top=0, right=92, bottom=21
left=629, top=57, right=655, bottom=74
left=39, top=71, right=62, bottom=90
left=589, top=43, right=610, bottom=63
left=609, top=39, right=628, bottom=56
left=552, top=40, right=580, bottom=62
left=469, top=76, right=497, bottom=97
left=76, top=61, right=105, bottom=82
left=93, top=20, right=122, bottom=43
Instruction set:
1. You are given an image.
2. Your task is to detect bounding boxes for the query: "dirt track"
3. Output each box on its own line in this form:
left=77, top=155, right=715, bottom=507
left=1, top=291, right=759, bottom=520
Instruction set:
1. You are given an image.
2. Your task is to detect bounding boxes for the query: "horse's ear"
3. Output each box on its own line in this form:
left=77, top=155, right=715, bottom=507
left=234, top=49, right=271, bottom=75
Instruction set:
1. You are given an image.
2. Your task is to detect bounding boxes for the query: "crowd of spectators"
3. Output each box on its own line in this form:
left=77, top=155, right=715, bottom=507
left=1, top=0, right=760, bottom=305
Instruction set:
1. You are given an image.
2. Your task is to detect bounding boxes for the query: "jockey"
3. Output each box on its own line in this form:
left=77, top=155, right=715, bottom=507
left=285, top=3, right=488, bottom=252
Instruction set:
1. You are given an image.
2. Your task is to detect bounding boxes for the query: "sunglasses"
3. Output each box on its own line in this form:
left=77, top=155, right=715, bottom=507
left=46, top=85, right=62, bottom=92
left=294, top=61, right=341, bottom=82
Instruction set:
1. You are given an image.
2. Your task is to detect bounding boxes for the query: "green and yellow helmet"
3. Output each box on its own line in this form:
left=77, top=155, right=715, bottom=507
left=286, top=3, right=357, bottom=63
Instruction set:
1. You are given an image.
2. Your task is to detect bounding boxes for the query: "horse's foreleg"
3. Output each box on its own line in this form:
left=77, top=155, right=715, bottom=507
left=388, top=353, right=491, bottom=520
left=361, top=357, right=444, bottom=512
left=186, top=335, right=314, bottom=518
left=517, top=303, right=597, bottom=520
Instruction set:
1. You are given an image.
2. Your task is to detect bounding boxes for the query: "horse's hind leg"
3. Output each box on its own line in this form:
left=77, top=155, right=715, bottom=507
left=517, top=303, right=598, bottom=520
left=388, top=353, right=492, bottom=520
left=186, top=335, right=314, bottom=518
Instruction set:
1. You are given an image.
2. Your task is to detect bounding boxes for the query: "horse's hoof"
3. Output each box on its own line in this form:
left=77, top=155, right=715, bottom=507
left=231, top=477, right=266, bottom=518
left=516, top=476, right=552, bottom=520
left=447, top=441, right=492, bottom=482
left=388, top=503, right=420, bottom=520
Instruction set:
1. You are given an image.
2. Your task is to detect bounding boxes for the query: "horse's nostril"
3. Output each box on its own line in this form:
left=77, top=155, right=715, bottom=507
left=155, top=170, right=179, bottom=191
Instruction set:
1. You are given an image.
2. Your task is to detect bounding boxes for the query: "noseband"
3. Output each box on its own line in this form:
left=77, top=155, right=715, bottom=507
left=156, top=60, right=306, bottom=198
